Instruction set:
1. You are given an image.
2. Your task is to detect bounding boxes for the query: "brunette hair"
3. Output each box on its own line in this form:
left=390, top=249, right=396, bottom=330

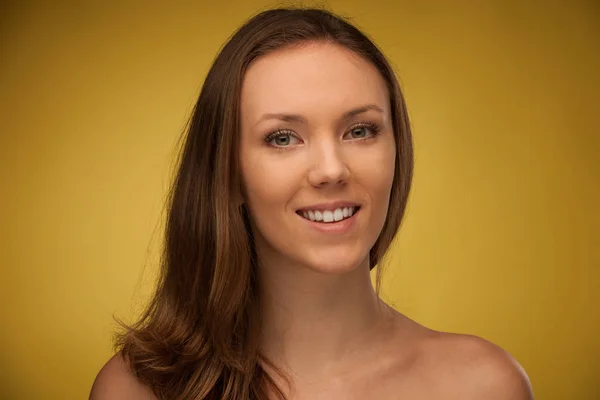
left=116, top=6, right=413, bottom=399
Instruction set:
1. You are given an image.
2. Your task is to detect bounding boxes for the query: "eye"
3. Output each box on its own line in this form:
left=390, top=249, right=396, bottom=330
left=343, top=122, right=381, bottom=140
left=264, top=131, right=302, bottom=147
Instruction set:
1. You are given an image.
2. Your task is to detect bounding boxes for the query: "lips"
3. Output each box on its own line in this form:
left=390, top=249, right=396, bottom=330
left=296, top=206, right=360, bottom=223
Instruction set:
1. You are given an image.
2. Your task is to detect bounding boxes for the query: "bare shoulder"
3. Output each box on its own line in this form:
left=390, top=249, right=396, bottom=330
left=90, top=352, right=157, bottom=400
left=420, top=331, right=535, bottom=399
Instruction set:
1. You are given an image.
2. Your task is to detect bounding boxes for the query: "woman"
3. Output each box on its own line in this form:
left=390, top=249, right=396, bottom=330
left=91, top=7, right=533, bottom=400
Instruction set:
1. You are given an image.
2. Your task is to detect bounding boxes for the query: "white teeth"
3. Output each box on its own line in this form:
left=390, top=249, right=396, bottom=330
left=299, top=206, right=359, bottom=223
left=333, top=209, right=343, bottom=221
left=314, top=210, right=323, bottom=221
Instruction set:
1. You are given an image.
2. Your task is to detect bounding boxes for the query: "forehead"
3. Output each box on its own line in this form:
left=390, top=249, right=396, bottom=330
left=240, top=42, right=389, bottom=123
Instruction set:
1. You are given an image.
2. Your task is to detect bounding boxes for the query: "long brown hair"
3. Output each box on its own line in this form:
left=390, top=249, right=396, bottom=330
left=116, top=7, right=413, bottom=399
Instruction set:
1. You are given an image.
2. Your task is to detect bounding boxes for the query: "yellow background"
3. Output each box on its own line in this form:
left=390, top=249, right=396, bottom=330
left=1, top=1, right=598, bottom=398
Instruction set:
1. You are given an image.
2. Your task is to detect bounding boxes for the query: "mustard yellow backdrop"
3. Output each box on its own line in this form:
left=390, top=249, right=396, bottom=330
left=1, top=1, right=598, bottom=398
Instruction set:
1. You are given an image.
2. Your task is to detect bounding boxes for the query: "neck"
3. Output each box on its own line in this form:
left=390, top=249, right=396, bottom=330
left=257, top=255, right=395, bottom=384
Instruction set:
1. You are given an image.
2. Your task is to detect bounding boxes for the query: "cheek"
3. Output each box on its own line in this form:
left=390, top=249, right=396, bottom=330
left=354, top=139, right=396, bottom=201
left=240, top=152, right=302, bottom=230
left=376, top=150, right=396, bottom=206
left=351, top=140, right=396, bottom=235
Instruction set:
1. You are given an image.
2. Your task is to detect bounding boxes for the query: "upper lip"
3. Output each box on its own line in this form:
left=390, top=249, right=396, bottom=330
left=296, top=201, right=361, bottom=212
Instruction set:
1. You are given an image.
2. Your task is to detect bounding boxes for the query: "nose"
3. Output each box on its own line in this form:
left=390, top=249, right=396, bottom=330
left=307, top=138, right=350, bottom=187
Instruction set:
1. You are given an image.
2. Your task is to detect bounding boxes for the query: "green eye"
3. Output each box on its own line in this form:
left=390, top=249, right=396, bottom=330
left=343, top=122, right=381, bottom=140
left=265, top=131, right=301, bottom=147
left=349, top=127, right=368, bottom=138
left=273, top=134, right=292, bottom=146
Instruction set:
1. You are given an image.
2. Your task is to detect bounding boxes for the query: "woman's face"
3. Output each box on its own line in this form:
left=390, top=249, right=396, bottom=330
left=239, top=41, right=396, bottom=274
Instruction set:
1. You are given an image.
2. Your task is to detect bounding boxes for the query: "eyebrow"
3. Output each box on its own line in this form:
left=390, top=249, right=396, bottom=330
left=254, top=104, right=385, bottom=127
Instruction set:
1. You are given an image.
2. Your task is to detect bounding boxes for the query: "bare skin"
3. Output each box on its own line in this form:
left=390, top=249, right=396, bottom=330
left=261, top=305, right=533, bottom=399
left=90, top=42, right=533, bottom=399
left=238, top=41, right=532, bottom=399
left=91, top=314, right=533, bottom=399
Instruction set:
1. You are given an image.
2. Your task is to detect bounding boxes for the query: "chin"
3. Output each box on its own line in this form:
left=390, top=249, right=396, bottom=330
left=299, top=248, right=369, bottom=275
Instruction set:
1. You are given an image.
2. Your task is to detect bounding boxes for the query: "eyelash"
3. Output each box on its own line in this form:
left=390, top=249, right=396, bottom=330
left=263, top=121, right=382, bottom=149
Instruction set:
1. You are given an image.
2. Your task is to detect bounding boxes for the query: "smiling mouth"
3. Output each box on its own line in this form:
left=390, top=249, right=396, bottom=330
left=296, top=206, right=360, bottom=223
